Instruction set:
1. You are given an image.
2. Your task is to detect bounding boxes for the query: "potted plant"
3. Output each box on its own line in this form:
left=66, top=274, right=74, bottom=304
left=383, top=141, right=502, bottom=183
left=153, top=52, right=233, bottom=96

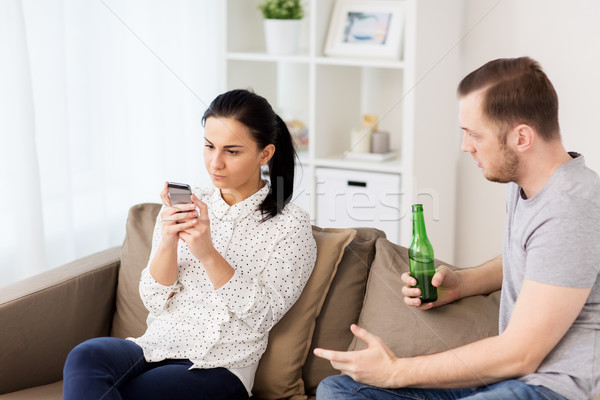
left=258, top=0, right=304, bottom=55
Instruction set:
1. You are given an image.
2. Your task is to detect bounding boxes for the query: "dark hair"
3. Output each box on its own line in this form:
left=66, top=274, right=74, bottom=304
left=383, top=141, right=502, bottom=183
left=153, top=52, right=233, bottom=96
left=457, top=57, right=560, bottom=141
left=201, top=89, right=297, bottom=221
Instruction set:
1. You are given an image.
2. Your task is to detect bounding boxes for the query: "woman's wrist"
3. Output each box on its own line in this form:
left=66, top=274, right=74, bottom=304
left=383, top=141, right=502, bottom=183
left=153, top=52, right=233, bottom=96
left=201, top=248, right=235, bottom=289
left=149, top=241, right=179, bottom=286
left=200, top=247, right=222, bottom=266
left=158, top=235, right=179, bottom=251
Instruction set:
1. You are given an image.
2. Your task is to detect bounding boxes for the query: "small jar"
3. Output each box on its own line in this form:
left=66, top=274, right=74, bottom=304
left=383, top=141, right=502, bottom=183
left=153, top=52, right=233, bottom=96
left=371, top=130, right=390, bottom=154
left=350, top=127, right=371, bottom=153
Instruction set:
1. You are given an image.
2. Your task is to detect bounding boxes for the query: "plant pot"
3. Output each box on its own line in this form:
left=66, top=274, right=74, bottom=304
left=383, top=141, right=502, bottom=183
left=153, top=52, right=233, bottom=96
left=263, top=19, right=301, bottom=55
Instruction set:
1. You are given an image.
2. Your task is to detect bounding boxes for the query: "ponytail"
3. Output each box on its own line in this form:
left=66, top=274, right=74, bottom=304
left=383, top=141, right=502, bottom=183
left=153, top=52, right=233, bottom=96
left=262, top=115, right=297, bottom=220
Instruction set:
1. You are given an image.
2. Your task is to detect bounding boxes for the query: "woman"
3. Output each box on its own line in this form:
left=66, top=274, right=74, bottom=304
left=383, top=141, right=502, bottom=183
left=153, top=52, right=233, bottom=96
left=63, top=89, right=317, bottom=400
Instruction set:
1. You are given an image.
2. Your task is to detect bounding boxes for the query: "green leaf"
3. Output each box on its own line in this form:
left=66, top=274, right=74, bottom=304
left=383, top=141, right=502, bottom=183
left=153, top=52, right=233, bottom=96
left=258, top=0, right=304, bottom=20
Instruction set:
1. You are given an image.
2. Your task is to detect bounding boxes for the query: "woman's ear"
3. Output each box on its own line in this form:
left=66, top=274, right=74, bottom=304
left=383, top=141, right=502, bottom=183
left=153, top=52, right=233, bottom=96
left=260, top=144, right=275, bottom=165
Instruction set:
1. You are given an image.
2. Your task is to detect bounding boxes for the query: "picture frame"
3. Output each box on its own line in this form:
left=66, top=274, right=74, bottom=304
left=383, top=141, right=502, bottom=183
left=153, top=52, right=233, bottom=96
left=324, top=0, right=405, bottom=60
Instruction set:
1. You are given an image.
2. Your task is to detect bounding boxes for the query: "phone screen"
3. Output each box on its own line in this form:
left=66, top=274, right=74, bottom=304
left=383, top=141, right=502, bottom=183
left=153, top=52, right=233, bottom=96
left=168, top=182, right=192, bottom=206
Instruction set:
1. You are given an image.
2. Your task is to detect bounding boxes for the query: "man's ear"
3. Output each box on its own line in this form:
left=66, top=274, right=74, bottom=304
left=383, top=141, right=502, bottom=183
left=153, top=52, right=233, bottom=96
left=260, top=144, right=275, bottom=165
left=513, top=124, right=534, bottom=152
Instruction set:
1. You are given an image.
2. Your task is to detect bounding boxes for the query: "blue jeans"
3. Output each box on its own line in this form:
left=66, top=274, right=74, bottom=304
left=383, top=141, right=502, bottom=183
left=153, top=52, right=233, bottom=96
left=63, top=337, right=248, bottom=400
left=316, top=374, right=568, bottom=400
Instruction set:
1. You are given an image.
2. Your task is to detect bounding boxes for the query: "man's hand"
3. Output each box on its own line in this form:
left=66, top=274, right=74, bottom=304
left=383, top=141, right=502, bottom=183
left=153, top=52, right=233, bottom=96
left=401, top=265, right=461, bottom=310
left=313, top=324, right=402, bottom=388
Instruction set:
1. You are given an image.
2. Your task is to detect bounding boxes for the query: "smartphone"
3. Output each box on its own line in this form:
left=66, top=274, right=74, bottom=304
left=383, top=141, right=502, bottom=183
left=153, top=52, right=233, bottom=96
left=167, top=182, right=192, bottom=209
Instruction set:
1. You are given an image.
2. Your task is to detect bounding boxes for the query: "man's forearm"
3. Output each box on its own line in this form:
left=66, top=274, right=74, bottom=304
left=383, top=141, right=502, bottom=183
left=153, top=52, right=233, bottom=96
left=456, top=255, right=502, bottom=299
left=391, top=333, right=523, bottom=389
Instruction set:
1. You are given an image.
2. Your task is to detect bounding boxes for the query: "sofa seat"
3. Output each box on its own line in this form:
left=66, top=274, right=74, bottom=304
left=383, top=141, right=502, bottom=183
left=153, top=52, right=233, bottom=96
left=0, top=382, right=62, bottom=399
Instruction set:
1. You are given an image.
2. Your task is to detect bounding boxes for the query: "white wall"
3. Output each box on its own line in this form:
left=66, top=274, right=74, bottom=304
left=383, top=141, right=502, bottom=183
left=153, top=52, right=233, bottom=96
left=455, top=0, right=600, bottom=267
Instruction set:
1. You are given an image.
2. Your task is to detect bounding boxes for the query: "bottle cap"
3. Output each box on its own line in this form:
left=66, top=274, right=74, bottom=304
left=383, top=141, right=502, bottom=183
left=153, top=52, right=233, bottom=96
left=412, top=204, right=423, bottom=211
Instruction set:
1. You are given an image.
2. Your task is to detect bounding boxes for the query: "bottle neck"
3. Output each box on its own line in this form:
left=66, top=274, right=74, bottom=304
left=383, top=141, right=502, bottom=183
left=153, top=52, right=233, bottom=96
left=412, top=210, right=428, bottom=239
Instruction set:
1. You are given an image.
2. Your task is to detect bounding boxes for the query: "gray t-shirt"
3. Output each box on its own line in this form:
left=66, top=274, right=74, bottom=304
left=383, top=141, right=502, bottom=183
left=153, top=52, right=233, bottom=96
left=500, top=153, right=600, bottom=400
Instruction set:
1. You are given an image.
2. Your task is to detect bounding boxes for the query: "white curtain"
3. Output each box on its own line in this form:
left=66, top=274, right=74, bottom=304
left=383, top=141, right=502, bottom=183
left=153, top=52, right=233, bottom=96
left=1, top=0, right=221, bottom=286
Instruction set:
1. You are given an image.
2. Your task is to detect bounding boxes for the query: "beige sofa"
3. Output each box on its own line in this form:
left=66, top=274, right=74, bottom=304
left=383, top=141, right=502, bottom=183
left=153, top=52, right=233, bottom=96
left=0, top=203, right=570, bottom=400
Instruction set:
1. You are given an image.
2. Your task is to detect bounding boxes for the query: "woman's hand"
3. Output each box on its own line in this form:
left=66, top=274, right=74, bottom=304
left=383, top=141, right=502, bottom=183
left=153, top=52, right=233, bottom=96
left=158, top=182, right=198, bottom=248
left=401, top=265, right=461, bottom=310
left=177, top=195, right=217, bottom=262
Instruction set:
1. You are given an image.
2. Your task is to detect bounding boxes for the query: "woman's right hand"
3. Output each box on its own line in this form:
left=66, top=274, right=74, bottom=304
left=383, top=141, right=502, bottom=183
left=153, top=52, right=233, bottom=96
left=159, top=182, right=198, bottom=248
left=401, top=265, right=461, bottom=310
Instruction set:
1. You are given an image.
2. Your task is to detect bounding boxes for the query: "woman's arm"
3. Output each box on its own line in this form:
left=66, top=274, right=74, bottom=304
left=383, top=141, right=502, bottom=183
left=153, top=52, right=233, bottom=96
left=139, top=183, right=198, bottom=315
left=149, top=182, right=198, bottom=285
left=176, top=195, right=234, bottom=289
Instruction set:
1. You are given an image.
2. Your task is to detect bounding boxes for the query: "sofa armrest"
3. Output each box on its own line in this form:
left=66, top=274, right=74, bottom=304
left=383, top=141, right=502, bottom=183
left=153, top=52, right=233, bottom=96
left=0, top=247, right=121, bottom=394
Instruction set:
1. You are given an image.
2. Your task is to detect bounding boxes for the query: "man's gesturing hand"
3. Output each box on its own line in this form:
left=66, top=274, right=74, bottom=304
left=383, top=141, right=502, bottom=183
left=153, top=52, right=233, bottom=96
left=313, top=324, right=401, bottom=388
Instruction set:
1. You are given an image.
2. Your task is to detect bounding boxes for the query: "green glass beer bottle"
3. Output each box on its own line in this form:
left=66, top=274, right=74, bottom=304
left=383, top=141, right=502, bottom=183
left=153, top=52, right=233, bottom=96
left=409, top=204, right=437, bottom=303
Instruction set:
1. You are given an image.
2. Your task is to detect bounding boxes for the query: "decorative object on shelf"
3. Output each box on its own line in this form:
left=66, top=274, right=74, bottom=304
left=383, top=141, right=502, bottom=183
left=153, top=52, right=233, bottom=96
left=371, top=130, right=390, bottom=153
left=286, top=119, right=308, bottom=150
left=350, top=126, right=371, bottom=153
left=347, top=113, right=397, bottom=161
left=258, top=0, right=304, bottom=55
left=349, top=113, right=378, bottom=154
left=324, top=0, right=405, bottom=60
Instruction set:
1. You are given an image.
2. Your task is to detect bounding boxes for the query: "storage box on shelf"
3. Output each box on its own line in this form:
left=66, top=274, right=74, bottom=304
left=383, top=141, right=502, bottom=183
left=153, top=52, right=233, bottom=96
left=223, top=0, right=463, bottom=262
left=316, top=168, right=402, bottom=243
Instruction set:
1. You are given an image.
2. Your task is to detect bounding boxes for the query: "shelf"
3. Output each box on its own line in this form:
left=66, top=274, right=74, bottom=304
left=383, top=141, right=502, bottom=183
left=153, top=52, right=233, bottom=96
left=313, top=155, right=403, bottom=174
left=295, top=152, right=403, bottom=174
left=227, top=52, right=405, bottom=69
left=227, top=51, right=311, bottom=63
left=315, top=56, right=406, bottom=70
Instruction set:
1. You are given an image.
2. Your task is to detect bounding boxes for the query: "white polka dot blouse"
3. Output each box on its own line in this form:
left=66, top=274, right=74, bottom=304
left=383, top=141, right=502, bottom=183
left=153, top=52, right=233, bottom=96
left=129, top=183, right=317, bottom=373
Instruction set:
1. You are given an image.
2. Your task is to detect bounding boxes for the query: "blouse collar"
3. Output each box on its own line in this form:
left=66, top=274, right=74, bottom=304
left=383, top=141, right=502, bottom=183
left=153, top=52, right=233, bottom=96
left=210, top=183, right=269, bottom=221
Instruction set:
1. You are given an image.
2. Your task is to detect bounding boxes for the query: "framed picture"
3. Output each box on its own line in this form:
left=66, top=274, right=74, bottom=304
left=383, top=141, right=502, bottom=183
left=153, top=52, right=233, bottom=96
left=324, top=0, right=405, bottom=60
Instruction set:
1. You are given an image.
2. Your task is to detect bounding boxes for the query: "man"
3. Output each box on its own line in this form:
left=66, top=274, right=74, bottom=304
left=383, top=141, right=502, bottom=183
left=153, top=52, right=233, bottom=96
left=314, top=57, right=600, bottom=400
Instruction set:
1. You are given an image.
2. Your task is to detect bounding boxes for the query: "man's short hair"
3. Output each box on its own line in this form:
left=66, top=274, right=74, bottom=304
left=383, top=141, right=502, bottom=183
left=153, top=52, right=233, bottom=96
left=457, top=57, right=560, bottom=141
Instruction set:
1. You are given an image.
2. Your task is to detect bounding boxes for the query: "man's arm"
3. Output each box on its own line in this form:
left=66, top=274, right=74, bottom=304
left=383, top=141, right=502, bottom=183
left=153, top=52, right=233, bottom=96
left=315, top=279, right=590, bottom=388
left=402, top=255, right=503, bottom=310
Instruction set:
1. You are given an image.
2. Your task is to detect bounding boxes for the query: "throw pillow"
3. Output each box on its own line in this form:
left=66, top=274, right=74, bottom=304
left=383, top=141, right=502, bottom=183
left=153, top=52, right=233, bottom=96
left=348, top=238, right=500, bottom=358
left=252, top=226, right=356, bottom=400
left=110, top=203, right=160, bottom=338
left=302, top=227, right=385, bottom=396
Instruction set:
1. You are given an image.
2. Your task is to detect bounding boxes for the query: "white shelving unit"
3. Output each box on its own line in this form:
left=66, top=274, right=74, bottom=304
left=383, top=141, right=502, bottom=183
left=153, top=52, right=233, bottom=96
left=221, top=0, right=464, bottom=262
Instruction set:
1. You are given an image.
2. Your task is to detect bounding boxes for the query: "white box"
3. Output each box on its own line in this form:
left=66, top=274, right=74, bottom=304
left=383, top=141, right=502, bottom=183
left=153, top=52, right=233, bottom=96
left=315, top=167, right=402, bottom=243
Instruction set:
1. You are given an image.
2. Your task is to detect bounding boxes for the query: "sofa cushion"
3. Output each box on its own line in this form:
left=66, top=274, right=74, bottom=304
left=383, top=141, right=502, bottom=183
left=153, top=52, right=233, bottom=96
left=110, top=203, right=160, bottom=338
left=302, top=227, right=385, bottom=396
left=349, top=238, right=501, bottom=357
left=252, top=227, right=356, bottom=400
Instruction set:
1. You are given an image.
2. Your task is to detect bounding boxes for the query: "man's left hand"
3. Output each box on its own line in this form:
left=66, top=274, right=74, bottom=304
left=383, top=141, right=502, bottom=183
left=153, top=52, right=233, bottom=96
left=313, top=324, right=400, bottom=388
